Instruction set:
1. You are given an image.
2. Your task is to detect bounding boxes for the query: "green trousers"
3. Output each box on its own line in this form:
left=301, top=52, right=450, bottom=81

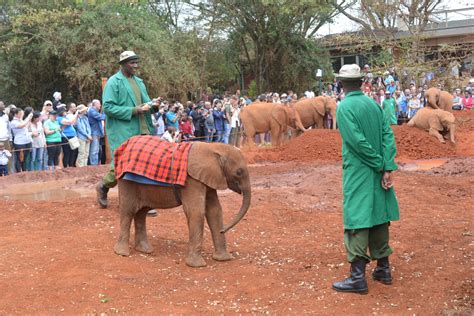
left=102, top=165, right=117, bottom=188
left=344, top=222, right=392, bottom=263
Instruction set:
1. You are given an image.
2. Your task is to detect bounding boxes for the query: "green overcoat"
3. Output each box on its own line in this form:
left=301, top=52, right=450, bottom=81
left=337, top=91, right=400, bottom=229
left=102, top=70, right=155, bottom=157
left=382, top=98, right=398, bottom=125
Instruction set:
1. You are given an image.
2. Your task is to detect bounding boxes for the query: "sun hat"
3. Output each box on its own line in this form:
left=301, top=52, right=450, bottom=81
left=469, top=78, right=474, bottom=84
left=335, top=64, right=364, bottom=80
left=385, top=90, right=391, bottom=94
left=44, top=100, right=53, bottom=107
left=76, top=104, right=88, bottom=114
left=119, top=51, right=139, bottom=64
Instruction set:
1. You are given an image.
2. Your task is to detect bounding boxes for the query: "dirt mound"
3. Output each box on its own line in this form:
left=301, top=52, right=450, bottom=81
left=244, top=110, right=474, bottom=163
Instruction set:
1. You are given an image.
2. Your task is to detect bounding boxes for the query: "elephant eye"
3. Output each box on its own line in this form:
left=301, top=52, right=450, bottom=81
left=236, top=168, right=243, bottom=177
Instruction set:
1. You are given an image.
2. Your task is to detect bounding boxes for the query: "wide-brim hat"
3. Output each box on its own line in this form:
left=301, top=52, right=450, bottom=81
left=119, top=50, right=139, bottom=64
left=335, top=64, right=363, bottom=80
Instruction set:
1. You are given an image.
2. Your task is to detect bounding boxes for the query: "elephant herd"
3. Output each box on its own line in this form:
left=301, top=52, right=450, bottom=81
left=238, top=89, right=457, bottom=146
left=239, top=96, right=337, bottom=147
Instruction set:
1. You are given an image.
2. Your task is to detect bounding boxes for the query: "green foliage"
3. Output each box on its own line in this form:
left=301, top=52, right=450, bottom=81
left=247, top=80, right=257, bottom=98
left=0, top=3, right=201, bottom=107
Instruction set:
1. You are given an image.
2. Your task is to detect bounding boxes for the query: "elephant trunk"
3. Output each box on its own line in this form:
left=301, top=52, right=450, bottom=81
left=220, top=186, right=251, bottom=233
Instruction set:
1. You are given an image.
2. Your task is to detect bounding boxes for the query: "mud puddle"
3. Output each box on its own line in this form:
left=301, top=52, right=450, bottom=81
left=399, top=159, right=448, bottom=171
left=0, top=180, right=98, bottom=201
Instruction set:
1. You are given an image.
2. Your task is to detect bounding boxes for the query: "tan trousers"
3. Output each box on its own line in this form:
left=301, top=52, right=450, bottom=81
left=76, top=139, right=90, bottom=167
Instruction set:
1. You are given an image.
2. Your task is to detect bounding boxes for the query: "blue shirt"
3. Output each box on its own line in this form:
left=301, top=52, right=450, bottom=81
left=165, top=111, right=179, bottom=130
left=212, top=110, right=225, bottom=131
left=57, top=115, right=77, bottom=138
left=75, top=115, right=92, bottom=141
left=87, top=107, right=105, bottom=137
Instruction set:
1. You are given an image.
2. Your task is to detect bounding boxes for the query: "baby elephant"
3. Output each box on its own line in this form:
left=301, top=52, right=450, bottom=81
left=407, top=108, right=455, bottom=143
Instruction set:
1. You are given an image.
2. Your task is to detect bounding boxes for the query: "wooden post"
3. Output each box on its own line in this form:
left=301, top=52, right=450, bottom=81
left=101, top=77, right=112, bottom=164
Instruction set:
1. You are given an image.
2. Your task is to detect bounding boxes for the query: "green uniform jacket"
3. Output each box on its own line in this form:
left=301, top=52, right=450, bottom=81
left=102, top=71, right=154, bottom=157
left=337, top=91, right=400, bottom=229
left=382, top=98, right=398, bottom=125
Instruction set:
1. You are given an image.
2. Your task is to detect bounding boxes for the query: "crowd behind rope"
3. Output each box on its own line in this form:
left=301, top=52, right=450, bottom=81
left=0, top=70, right=472, bottom=177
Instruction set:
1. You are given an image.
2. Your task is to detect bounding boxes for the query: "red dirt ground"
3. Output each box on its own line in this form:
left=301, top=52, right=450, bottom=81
left=0, top=111, right=473, bottom=314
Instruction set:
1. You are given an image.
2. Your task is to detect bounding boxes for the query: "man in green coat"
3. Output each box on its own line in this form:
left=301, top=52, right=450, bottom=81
left=96, top=51, right=159, bottom=209
left=382, top=90, right=398, bottom=125
left=332, top=64, right=400, bottom=294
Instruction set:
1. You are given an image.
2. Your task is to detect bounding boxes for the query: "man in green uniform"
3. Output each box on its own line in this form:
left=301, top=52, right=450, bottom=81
left=382, top=90, right=398, bottom=125
left=332, top=64, right=400, bottom=294
left=96, top=51, right=159, bottom=210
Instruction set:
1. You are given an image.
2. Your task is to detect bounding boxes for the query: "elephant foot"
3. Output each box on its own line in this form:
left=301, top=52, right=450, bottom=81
left=135, top=241, right=154, bottom=254
left=212, top=251, right=233, bottom=262
left=185, top=254, right=207, bottom=268
left=114, top=242, right=131, bottom=256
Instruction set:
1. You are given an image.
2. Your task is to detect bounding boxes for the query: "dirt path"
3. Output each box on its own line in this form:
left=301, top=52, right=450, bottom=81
left=0, top=111, right=472, bottom=314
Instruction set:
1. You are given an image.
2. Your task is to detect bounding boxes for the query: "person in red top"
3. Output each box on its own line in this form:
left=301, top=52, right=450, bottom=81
left=179, top=113, right=194, bottom=141
left=361, top=77, right=372, bottom=96
left=461, top=90, right=473, bottom=110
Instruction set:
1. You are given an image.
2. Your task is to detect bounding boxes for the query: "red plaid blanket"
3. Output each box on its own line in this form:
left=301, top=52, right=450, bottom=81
left=115, top=136, right=192, bottom=186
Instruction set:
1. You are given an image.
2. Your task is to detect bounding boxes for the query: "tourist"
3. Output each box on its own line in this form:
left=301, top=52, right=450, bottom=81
left=452, top=90, right=462, bottom=110
left=9, top=107, right=33, bottom=172
left=43, top=110, right=62, bottom=170
left=203, top=109, right=215, bottom=142
left=57, top=106, right=78, bottom=168
left=407, top=94, right=421, bottom=119
left=30, top=112, right=46, bottom=171
left=75, top=104, right=92, bottom=167
left=87, top=99, right=106, bottom=166
left=461, top=90, right=472, bottom=110
left=0, top=141, right=12, bottom=176
left=0, top=101, right=13, bottom=174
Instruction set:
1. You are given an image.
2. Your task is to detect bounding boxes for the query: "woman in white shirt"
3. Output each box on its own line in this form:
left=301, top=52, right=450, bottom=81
left=9, top=107, right=33, bottom=172
left=229, top=102, right=241, bottom=147
left=30, top=112, right=47, bottom=171
left=407, top=95, right=422, bottom=119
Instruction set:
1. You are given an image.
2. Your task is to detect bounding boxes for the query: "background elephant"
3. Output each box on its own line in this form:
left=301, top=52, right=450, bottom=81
left=293, top=96, right=337, bottom=132
left=114, top=142, right=251, bottom=268
left=407, top=107, right=455, bottom=143
left=239, top=102, right=293, bottom=146
left=425, top=88, right=453, bottom=112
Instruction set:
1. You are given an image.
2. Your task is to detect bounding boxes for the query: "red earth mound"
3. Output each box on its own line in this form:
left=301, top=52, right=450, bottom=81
left=243, top=110, right=474, bottom=163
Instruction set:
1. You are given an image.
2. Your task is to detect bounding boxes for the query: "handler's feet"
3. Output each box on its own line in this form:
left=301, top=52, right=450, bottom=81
left=372, top=256, right=392, bottom=285
left=96, top=180, right=109, bottom=209
left=332, top=259, right=368, bottom=294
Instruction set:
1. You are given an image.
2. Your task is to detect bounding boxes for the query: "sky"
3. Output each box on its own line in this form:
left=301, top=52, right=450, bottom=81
left=316, top=0, right=474, bottom=36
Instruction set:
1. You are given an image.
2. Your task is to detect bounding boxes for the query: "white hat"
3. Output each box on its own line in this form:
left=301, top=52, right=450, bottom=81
left=281, top=93, right=287, bottom=98
left=119, top=51, right=139, bottom=64
left=469, top=78, right=474, bottom=84
left=383, top=71, right=390, bottom=75
left=335, top=64, right=363, bottom=79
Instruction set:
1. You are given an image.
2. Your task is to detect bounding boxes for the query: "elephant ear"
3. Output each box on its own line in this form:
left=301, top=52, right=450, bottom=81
left=187, top=143, right=228, bottom=190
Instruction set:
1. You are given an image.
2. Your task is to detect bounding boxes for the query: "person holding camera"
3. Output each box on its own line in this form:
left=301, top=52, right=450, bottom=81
left=95, top=51, right=161, bottom=211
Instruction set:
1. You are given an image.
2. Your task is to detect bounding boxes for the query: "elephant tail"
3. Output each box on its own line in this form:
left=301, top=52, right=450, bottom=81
left=293, top=109, right=309, bottom=132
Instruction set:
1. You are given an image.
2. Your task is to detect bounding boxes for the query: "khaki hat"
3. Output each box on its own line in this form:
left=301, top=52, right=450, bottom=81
left=77, top=104, right=88, bottom=114
left=119, top=51, right=139, bottom=64
left=335, top=64, right=363, bottom=80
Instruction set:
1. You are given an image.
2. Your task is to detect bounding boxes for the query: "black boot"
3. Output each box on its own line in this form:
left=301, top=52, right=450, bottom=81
left=332, top=259, right=369, bottom=294
left=372, top=256, right=392, bottom=285
left=96, top=180, right=109, bottom=209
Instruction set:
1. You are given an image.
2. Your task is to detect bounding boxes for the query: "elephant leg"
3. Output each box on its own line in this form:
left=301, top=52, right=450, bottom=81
left=205, top=189, right=233, bottom=262
left=429, top=128, right=445, bottom=143
left=181, top=185, right=207, bottom=267
left=114, top=207, right=134, bottom=256
left=134, top=208, right=154, bottom=254
left=314, top=114, right=324, bottom=128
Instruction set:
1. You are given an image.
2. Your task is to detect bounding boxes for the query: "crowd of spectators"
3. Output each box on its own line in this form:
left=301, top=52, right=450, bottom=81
left=0, top=69, right=472, bottom=176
